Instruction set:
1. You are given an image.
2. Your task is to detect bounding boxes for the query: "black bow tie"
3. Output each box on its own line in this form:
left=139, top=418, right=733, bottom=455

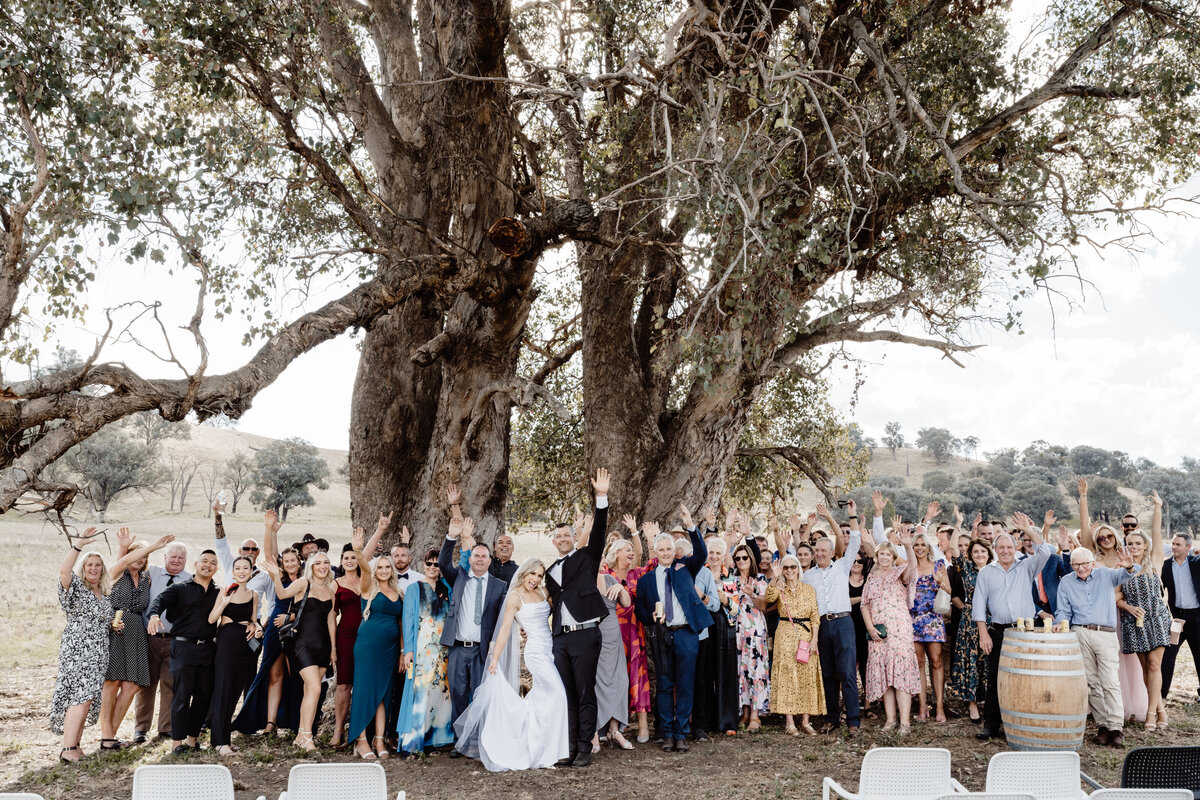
left=553, top=555, right=568, bottom=567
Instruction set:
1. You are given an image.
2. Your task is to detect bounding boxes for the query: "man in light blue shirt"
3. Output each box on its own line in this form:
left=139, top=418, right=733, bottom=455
left=1055, top=546, right=1137, bottom=747
left=972, top=512, right=1053, bottom=740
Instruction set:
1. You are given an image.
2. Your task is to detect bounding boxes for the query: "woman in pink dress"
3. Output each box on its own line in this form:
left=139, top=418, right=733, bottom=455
left=607, top=517, right=653, bottom=742
left=860, top=529, right=921, bottom=734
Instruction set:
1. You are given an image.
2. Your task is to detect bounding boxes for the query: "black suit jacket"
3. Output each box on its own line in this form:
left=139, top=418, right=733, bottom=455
left=1161, top=554, right=1200, bottom=615
left=545, top=503, right=608, bottom=634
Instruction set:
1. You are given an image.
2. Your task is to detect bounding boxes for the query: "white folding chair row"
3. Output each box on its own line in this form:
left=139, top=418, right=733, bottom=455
left=275, top=763, right=394, bottom=800
left=935, top=794, right=1037, bottom=800
left=986, top=751, right=1092, bottom=800
left=133, top=763, right=404, bottom=800
left=0, top=794, right=49, bottom=799
left=823, top=747, right=968, bottom=800
left=133, top=765, right=235, bottom=800
left=1089, top=792, right=1192, bottom=800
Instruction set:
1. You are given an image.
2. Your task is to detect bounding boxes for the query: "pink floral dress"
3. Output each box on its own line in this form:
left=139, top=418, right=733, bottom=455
left=861, top=565, right=922, bottom=702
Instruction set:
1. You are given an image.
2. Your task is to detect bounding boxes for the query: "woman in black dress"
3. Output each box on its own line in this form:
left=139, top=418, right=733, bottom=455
left=208, top=556, right=263, bottom=755
left=99, top=530, right=174, bottom=750
left=848, top=551, right=872, bottom=711
left=264, top=549, right=337, bottom=751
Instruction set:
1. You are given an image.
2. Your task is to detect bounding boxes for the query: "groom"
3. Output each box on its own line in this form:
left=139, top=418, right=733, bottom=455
left=545, top=467, right=610, bottom=768
left=439, top=513, right=508, bottom=757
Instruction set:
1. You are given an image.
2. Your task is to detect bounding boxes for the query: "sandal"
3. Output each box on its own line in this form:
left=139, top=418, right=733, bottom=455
left=100, top=738, right=123, bottom=751
left=262, top=721, right=277, bottom=736
left=898, top=725, right=911, bottom=736
left=935, top=713, right=946, bottom=724
left=800, top=723, right=817, bottom=736
left=784, top=726, right=799, bottom=736
left=355, top=737, right=377, bottom=759
left=373, top=735, right=390, bottom=759
left=1157, top=707, right=1169, bottom=729
left=59, top=746, right=82, bottom=764
left=216, top=745, right=238, bottom=756
left=610, top=731, right=634, bottom=750
left=881, top=722, right=897, bottom=732
left=747, top=719, right=761, bottom=731
left=294, top=730, right=317, bottom=752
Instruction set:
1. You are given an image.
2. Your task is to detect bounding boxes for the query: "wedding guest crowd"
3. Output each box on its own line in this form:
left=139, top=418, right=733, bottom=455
left=48, top=467, right=1200, bottom=766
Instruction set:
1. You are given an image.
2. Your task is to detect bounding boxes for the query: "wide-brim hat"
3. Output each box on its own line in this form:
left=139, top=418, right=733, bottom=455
left=292, top=533, right=330, bottom=553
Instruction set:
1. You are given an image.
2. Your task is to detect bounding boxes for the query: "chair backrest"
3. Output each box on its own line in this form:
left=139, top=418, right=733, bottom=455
left=0, top=794, right=48, bottom=800
left=1122, top=747, right=1200, bottom=795
left=986, top=752, right=1087, bottom=800
left=284, top=763, right=388, bottom=800
left=132, top=765, right=234, bottom=800
left=934, top=794, right=1036, bottom=800
left=1092, top=790, right=1194, bottom=800
left=858, top=747, right=955, bottom=798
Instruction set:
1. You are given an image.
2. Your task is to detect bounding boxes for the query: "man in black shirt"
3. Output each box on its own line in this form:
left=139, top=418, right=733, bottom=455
left=147, top=549, right=220, bottom=753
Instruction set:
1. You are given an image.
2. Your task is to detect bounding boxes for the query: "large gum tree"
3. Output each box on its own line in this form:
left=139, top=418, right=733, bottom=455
left=1, top=0, right=1197, bottom=550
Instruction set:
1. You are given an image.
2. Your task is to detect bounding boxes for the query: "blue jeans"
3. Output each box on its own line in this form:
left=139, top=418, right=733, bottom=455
left=818, top=615, right=860, bottom=727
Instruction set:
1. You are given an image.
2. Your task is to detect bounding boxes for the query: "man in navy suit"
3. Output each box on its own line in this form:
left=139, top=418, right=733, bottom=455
left=1161, top=530, right=1200, bottom=700
left=635, top=505, right=713, bottom=752
left=438, top=515, right=508, bottom=756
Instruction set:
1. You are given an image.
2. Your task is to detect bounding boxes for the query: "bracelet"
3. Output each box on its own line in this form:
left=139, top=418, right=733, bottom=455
left=72, top=546, right=82, bottom=552
left=848, top=515, right=859, bottom=520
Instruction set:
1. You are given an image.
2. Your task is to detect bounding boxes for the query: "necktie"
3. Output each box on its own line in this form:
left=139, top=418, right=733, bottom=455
left=663, top=568, right=675, bottom=624
left=167, top=574, right=176, bottom=586
left=1036, top=572, right=1048, bottom=605
left=474, top=577, right=484, bottom=626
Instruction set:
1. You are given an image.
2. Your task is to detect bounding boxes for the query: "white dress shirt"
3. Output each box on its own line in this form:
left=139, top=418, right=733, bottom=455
left=803, top=529, right=861, bottom=615
left=548, top=496, right=608, bottom=627
left=656, top=563, right=687, bottom=624
left=454, top=567, right=489, bottom=642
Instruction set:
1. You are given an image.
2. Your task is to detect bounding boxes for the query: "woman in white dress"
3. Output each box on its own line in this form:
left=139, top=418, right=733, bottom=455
left=452, top=558, right=569, bottom=771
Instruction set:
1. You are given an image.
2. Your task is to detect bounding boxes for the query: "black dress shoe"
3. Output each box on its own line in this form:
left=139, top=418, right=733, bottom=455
left=975, top=728, right=998, bottom=740
left=555, top=755, right=575, bottom=767
left=675, top=739, right=689, bottom=753
left=172, top=745, right=191, bottom=755
left=1108, top=730, right=1125, bottom=748
left=447, top=748, right=463, bottom=758
left=156, top=732, right=172, bottom=740
left=132, top=732, right=147, bottom=744
left=571, top=751, right=592, bottom=768
left=694, top=732, right=710, bottom=743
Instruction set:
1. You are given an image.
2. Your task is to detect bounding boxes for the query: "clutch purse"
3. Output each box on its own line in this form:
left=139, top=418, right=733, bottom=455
left=874, top=623, right=888, bottom=639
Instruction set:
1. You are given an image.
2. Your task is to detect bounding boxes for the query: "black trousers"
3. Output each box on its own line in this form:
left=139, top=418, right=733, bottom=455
left=983, top=623, right=1013, bottom=731
left=448, top=643, right=488, bottom=725
left=209, top=627, right=258, bottom=747
left=693, top=611, right=740, bottom=735
left=553, top=627, right=602, bottom=755
left=1162, top=608, right=1200, bottom=698
left=169, top=639, right=215, bottom=740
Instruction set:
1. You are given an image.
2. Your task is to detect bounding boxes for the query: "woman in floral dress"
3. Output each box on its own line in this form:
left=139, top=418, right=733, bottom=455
left=910, top=533, right=951, bottom=722
left=52, top=528, right=114, bottom=763
left=728, top=542, right=769, bottom=729
left=947, top=538, right=991, bottom=721
left=396, top=549, right=454, bottom=754
left=860, top=533, right=921, bottom=734
left=610, top=516, right=654, bottom=741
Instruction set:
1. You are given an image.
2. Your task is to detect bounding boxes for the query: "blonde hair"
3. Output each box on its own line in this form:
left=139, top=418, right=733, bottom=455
left=1094, top=523, right=1123, bottom=552
left=912, top=532, right=936, bottom=563
left=604, top=539, right=633, bottom=568
left=514, top=557, right=547, bottom=590
left=875, top=541, right=900, bottom=563
left=76, top=551, right=112, bottom=595
left=362, top=555, right=400, bottom=620
left=303, top=551, right=336, bottom=589
left=1122, top=530, right=1158, bottom=573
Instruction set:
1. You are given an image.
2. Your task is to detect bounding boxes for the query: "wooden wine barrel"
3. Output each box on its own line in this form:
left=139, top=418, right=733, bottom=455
left=997, top=628, right=1088, bottom=751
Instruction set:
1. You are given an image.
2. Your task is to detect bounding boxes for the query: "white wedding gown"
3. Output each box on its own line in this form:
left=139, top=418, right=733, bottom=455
left=452, top=599, right=569, bottom=771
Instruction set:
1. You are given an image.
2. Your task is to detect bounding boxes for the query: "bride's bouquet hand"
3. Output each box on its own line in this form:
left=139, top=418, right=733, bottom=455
left=487, top=659, right=498, bottom=674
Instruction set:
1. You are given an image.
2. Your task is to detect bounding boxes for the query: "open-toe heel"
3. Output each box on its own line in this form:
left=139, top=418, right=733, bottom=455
left=99, top=739, right=123, bottom=751
left=59, top=746, right=81, bottom=764
left=373, top=736, right=390, bottom=759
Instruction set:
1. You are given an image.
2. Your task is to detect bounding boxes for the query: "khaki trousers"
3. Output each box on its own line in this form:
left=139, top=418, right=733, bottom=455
left=1076, top=626, right=1123, bottom=731
left=134, top=633, right=174, bottom=735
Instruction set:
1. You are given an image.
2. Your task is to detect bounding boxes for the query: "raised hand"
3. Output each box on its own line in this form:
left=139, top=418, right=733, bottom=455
left=117, top=527, right=133, bottom=551
left=591, top=467, right=610, bottom=497
left=954, top=505, right=964, bottom=528
left=153, top=534, right=175, bottom=550
left=622, top=513, right=638, bottom=534
left=582, top=514, right=594, bottom=539
left=643, top=521, right=661, bottom=540
left=261, top=558, right=280, bottom=577
left=1012, top=511, right=1034, bottom=533
left=76, top=526, right=103, bottom=544
left=1117, top=545, right=1135, bottom=570
left=448, top=515, right=466, bottom=541
left=845, top=498, right=857, bottom=516
left=400, top=525, right=412, bottom=545
left=787, top=513, right=802, bottom=532
left=460, top=517, right=476, bottom=542
left=1149, top=489, right=1162, bottom=508
left=806, top=511, right=817, bottom=528
left=738, top=513, right=751, bottom=537
left=376, top=510, right=394, bottom=533
left=264, top=510, right=284, bottom=535
left=925, top=500, right=941, bottom=521
left=872, top=490, right=886, bottom=515
left=446, top=483, right=463, bottom=508
left=725, top=508, right=739, bottom=531
left=1055, top=527, right=1071, bottom=552
left=898, top=527, right=913, bottom=546
left=1043, top=509, right=1057, bottom=528
left=679, top=504, right=693, bottom=530
left=1077, top=476, right=1088, bottom=497
left=767, top=514, right=779, bottom=533
left=352, top=527, right=365, bottom=552
left=890, top=514, right=903, bottom=531
left=815, top=502, right=829, bottom=518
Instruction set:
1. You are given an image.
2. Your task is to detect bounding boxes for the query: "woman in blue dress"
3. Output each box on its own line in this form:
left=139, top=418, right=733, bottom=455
left=347, top=531, right=405, bottom=759
left=396, top=548, right=454, bottom=754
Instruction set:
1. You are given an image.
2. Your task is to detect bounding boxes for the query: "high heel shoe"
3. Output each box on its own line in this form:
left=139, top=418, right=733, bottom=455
left=294, top=730, right=317, bottom=751
left=354, top=737, right=377, bottom=759
left=610, top=731, right=634, bottom=750
left=1157, top=707, right=1169, bottom=729
left=261, top=721, right=277, bottom=736
left=59, top=746, right=81, bottom=764
left=99, top=738, right=123, bottom=751
left=373, top=735, right=390, bottom=759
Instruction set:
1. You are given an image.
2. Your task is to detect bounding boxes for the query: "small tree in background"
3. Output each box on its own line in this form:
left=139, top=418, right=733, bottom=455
left=882, top=422, right=906, bottom=460
left=61, top=427, right=167, bottom=521
left=916, top=427, right=961, bottom=465
left=126, top=411, right=191, bottom=448
left=222, top=452, right=254, bottom=513
left=250, top=438, right=330, bottom=521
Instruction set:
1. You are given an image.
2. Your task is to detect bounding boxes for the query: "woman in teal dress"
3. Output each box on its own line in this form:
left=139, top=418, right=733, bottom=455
left=396, top=548, right=454, bottom=754
left=347, top=534, right=406, bottom=759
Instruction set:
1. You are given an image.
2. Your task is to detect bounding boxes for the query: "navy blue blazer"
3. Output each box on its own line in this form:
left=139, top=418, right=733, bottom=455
left=634, top=526, right=713, bottom=634
left=437, top=537, right=508, bottom=651
left=1162, top=553, right=1200, bottom=615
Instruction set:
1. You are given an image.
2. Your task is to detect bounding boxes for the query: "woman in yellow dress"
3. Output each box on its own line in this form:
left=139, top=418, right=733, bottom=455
left=765, top=554, right=824, bottom=735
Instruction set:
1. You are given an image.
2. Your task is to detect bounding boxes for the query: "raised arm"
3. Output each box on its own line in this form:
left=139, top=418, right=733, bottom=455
left=352, top=528, right=373, bottom=594
left=623, top=514, right=644, bottom=565
left=213, top=505, right=234, bottom=577
left=60, top=527, right=102, bottom=591
left=362, top=510, right=393, bottom=561
left=110, top=534, right=175, bottom=579
left=1077, top=478, right=1096, bottom=552
left=263, top=510, right=284, bottom=561
left=1149, top=490, right=1163, bottom=567
left=587, top=467, right=610, bottom=562
left=770, top=515, right=788, bottom=558
left=848, top=500, right=874, bottom=558
left=262, top=557, right=306, bottom=599
left=898, top=528, right=917, bottom=584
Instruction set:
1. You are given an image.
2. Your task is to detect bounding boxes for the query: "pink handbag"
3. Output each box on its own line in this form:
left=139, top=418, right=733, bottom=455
left=781, top=591, right=812, bottom=663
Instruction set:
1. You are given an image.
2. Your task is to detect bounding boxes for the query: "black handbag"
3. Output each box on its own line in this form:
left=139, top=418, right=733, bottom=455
left=278, top=584, right=310, bottom=644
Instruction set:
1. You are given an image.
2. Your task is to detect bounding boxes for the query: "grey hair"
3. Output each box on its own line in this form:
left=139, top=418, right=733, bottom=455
left=705, top=536, right=727, bottom=555
left=1069, top=547, right=1095, bottom=564
left=993, top=533, right=1018, bottom=550
left=604, top=538, right=633, bottom=567
left=674, top=537, right=693, bottom=557
left=653, top=533, right=675, bottom=549
left=165, top=542, right=188, bottom=557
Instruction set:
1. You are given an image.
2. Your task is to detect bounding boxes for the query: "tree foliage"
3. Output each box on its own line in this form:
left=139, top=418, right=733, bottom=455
left=59, top=427, right=167, bottom=520
left=916, top=427, right=960, bottom=465
left=882, top=422, right=907, bottom=459
left=250, top=438, right=330, bottom=521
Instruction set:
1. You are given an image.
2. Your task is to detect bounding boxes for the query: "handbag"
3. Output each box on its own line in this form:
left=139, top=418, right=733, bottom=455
left=278, top=584, right=310, bottom=644
left=873, top=623, right=888, bottom=639
left=780, top=591, right=812, bottom=664
left=934, top=588, right=952, bottom=616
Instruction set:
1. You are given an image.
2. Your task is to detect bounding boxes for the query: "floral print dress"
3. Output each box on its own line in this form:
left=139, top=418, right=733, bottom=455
left=910, top=563, right=947, bottom=643
left=947, top=556, right=986, bottom=703
left=51, top=574, right=113, bottom=734
left=726, top=573, right=770, bottom=714
left=397, top=580, right=454, bottom=753
left=606, top=565, right=652, bottom=713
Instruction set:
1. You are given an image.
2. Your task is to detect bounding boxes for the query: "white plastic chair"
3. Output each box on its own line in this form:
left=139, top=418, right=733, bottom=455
left=935, top=794, right=1036, bottom=800
left=0, top=794, right=48, bottom=799
left=1089, top=791, right=1192, bottom=800
left=986, top=752, right=1092, bottom=800
left=276, top=763, right=397, bottom=800
left=132, top=764, right=234, bottom=800
left=823, top=747, right=968, bottom=800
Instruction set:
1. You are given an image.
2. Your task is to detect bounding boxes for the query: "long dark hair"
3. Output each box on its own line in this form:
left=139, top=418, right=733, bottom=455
left=422, top=548, right=450, bottom=612
left=732, top=544, right=760, bottom=579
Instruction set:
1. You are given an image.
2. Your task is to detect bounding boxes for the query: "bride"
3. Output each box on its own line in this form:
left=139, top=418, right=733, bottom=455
left=453, top=557, right=569, bottom=771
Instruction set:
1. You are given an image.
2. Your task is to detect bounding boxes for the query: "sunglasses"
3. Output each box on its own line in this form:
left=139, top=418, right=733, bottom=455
left=425, top=559, right=438, bottom=566
left=853, top=559, right=864, bottom=564
left=733, top=555, right=750, bottom=562
left=1121, top=523, right=1137, bottom=530
left=242, top=547, right=260, bottom=552
left=1098, top=534, right=1115, bottom=541
left=782, top=565, right=799, bottom=571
